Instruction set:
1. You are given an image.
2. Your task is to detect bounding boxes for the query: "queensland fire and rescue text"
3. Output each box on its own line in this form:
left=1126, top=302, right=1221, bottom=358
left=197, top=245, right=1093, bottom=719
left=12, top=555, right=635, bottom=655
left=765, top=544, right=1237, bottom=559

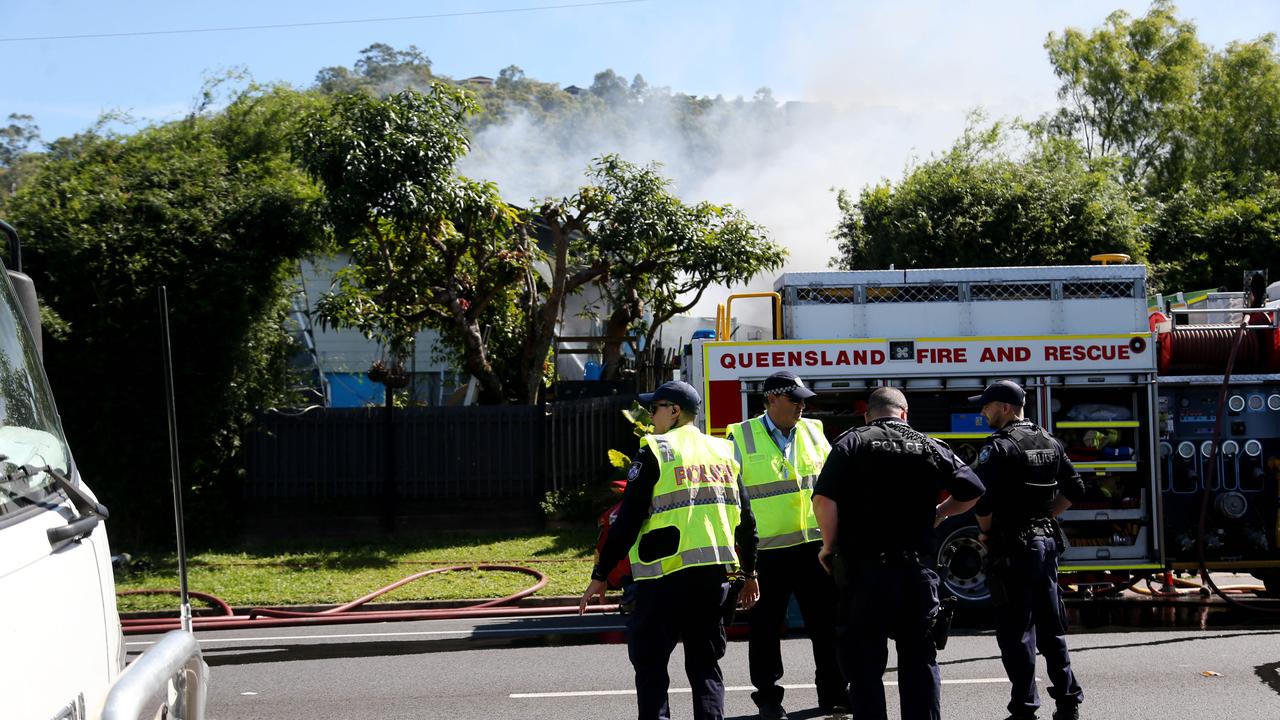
left=714, top=339, right=1146, bottom=374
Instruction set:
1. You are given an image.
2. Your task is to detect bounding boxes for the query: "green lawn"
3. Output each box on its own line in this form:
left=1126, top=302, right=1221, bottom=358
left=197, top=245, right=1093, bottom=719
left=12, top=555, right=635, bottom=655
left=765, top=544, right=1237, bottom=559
left=113, top=528, right=601, bottom=613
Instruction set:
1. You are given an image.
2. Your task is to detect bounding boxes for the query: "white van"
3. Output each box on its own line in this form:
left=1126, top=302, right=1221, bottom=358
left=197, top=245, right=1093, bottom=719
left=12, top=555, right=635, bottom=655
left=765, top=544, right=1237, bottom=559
left=0, top=220, right=205, bottom=720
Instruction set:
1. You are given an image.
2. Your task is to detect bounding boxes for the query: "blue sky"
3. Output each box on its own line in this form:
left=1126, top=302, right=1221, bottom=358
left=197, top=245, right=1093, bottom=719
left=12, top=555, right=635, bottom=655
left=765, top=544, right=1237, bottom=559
left=4, top=1, right=1279, bottom=317
left=4, top=0, right=1278, bottom=143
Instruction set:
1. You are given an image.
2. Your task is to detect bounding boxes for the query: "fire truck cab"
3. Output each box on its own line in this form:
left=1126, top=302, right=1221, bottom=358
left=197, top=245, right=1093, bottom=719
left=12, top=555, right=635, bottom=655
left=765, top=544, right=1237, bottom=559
left=687, top=263, right=1280, bottom=602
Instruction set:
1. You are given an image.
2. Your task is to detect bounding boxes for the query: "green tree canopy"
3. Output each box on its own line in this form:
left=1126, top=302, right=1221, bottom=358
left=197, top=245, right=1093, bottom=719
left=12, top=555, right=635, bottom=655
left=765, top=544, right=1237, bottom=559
left=580, top=155, right=784, bottom=375
left=294, top=86, right=533, bottom=403
left=4, top=85, right=326, bottom=543
left=1042, top=2, right=1280, bottom=291
left=0, top=113, right=42, bottom=200
left=831, top=121, right=1145, bottom=271
left=315, top=43, right=434, bottom=96
left=1044, top=0, right=1205, bottom=185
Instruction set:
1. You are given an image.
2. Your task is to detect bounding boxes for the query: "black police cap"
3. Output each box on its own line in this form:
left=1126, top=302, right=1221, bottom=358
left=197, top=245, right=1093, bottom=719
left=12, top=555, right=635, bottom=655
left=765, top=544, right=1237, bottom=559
left=640, top=380, right=702, bottom=414
left=968, top=379, right=1025, bottom=407
left=763, top=370, right=818, bottom=401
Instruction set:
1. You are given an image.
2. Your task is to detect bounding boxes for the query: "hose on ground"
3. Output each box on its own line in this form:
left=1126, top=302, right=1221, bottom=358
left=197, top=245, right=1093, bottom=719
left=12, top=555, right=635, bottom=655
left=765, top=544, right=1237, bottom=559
left=120, top=564, right=619, bottom=635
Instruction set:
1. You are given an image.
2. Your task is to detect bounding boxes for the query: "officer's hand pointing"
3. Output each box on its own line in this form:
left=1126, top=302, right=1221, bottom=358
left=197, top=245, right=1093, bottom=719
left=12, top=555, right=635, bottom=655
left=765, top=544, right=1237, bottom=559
left=579, top=579, right=608, bottom=615
left=738, top=577, right=760, bottom=611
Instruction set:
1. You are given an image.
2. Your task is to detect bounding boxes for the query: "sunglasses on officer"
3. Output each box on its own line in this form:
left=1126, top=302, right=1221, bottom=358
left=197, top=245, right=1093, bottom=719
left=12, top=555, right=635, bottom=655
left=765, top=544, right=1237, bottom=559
left=649, top=401, right=678, bottom=413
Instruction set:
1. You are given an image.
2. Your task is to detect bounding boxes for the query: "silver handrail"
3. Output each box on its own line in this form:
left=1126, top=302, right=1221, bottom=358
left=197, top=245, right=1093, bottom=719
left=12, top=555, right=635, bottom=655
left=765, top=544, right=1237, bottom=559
left=1168, top=306, right=1278, bottom=330
left=102, top=630, right=207, bottom=720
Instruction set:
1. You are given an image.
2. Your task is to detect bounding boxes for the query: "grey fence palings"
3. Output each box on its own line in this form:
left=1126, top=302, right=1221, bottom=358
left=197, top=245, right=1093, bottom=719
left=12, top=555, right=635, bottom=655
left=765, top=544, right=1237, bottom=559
left=244, top=397, right=635, bottom=501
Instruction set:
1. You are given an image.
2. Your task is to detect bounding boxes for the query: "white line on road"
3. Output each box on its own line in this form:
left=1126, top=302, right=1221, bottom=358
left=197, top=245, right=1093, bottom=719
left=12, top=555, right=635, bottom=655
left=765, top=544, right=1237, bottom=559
left=125, top=625, right=624, bottom=647
left=511, top=679, right=1010, bottom=698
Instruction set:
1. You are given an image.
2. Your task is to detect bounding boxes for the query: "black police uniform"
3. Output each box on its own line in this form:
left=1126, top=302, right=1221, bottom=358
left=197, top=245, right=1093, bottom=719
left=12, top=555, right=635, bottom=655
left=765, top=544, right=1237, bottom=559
left=813, top=418, right=984, bottom=720
left=973, top=419, right=1086, bottom=719
left=594, top=444, right=759, bottom=720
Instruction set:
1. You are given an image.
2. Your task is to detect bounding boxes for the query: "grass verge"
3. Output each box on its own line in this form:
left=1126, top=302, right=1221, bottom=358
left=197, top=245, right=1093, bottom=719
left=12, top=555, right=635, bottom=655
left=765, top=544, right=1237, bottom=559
left=113, top=527, right=599, bottom=613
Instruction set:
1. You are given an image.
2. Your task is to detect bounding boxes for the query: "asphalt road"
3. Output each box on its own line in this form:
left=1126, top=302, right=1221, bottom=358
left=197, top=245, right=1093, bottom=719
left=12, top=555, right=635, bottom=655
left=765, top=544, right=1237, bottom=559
left=125, top=609, right=1280, bottom=720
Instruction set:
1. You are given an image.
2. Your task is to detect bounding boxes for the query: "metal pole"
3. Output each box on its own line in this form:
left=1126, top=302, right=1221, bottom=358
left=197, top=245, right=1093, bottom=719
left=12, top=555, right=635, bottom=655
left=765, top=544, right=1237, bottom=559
left=383, top=382, right=396, bottom=533
left=158, top=286, right=192, bottom=632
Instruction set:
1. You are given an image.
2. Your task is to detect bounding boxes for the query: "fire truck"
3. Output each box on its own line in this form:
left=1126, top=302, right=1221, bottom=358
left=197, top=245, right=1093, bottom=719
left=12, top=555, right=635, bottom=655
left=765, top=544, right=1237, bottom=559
left=685, top=262, right=1280, bottom=604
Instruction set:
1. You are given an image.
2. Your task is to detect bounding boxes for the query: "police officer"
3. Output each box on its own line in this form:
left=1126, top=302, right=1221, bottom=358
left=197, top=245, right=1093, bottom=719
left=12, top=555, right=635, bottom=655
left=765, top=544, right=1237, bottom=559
left=580, top=380, right=760, bottom=720
left=812, top=387, right=984, bottom=720
left=728, top=371, right=847, bottom=720
left=969, top=380, right=1085, bottom=720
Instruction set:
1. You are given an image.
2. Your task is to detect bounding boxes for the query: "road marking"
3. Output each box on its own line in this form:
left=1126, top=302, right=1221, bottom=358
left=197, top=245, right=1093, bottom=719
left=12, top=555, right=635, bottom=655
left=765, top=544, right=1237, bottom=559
left=125, top=624, right=625, bottom=647
left=511, top=679, right=1010, bottom=698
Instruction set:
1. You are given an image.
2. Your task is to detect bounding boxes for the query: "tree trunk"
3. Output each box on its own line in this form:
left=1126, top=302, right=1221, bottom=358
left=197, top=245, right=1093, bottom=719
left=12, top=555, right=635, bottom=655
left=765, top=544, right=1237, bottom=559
left=600, top=305, right=632, bottom=380
left=519, top=208, right=606, bottom=404
left=601, top=285, right=642, bottom=380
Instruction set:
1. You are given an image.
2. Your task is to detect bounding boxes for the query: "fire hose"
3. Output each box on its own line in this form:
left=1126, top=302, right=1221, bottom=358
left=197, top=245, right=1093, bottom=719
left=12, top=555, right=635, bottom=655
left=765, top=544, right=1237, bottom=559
left=1192, top=318, right=1280, bottom=614
left=120, top=564, right=619, bottom=635
left=1128, top=574, right=1265, bottom=597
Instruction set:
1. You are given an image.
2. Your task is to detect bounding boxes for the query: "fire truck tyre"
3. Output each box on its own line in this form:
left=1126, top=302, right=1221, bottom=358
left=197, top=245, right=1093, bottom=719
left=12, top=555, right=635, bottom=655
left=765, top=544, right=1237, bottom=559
left=933, top=514, right=992, bottom=607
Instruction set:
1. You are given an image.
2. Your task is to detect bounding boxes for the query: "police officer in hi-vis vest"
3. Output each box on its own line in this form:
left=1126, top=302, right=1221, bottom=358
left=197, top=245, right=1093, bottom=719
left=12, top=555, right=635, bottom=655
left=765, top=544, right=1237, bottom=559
left=727, top=371, right=848, bottom=720
left=970, top=380, right=1085, bottom=720
left=812, top=387, right=984, bottom=720
left=581, top=380, right=760, bottom=720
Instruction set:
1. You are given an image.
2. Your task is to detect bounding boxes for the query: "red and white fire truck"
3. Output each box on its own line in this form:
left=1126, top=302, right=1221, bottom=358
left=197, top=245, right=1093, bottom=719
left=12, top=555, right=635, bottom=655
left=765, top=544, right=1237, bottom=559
left=685, top=262, right=1280, bottom=603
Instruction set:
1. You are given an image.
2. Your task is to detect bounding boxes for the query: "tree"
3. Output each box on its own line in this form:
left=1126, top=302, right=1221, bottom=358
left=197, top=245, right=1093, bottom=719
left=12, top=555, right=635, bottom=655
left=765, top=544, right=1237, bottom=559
left=315, top=43, right=433, bottom=96
left=1039, top=4, right=1280, bottom=288
left=1148, top=172, right=1280, bottom=292
left=0, top=113, right=41, bottom=199
left=497, top=65, right=527, bottom=89
left=293, top=86, right=532, bottom=404
left=629, top=74, right=649, bottom=100
left=1181, top=35, right=1280, bottom=190
left=578, top=156, right=784, bottom=376
left=5, top=85, right=326, bottom=544
left=1044, top=0, right=1204, bottom=184
left=590, top=69, right=631, bottom=106
left=830, top=121, right=1145, bottom=271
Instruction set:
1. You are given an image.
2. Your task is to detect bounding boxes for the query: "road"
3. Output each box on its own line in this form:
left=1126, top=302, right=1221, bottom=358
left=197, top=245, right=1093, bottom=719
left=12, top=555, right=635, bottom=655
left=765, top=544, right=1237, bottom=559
left=125, top=609, right=1280, bottom=720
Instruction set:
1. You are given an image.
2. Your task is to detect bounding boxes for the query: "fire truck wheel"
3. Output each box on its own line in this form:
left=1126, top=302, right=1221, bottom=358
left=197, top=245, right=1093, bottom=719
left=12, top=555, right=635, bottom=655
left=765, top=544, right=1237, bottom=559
left=933, top=514, right=992, bottom=607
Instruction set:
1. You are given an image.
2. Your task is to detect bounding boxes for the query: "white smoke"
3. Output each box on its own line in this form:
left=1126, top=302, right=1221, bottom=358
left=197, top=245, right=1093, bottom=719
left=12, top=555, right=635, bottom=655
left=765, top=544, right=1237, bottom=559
left=457, top=92, right=965, bottom=328
left=449, top=2, right=1132, bottom=329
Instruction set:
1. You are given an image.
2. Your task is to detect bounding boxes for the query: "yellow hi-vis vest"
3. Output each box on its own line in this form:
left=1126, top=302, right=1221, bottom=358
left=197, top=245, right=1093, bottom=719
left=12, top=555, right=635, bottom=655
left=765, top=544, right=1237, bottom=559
left=628, top=423, right=742, bottom=581
left=729, top=416, right=830, bottom=551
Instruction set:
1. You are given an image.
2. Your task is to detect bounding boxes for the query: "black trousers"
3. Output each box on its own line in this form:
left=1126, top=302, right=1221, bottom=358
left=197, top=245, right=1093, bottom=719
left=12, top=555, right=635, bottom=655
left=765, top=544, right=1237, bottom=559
left=836, top=561, right=941, bottom=720
left=748, top=541, right=846, bottom=710
left=627, top=565, right=731, bottom=720
left=994, top=536, right=1084, bottom=716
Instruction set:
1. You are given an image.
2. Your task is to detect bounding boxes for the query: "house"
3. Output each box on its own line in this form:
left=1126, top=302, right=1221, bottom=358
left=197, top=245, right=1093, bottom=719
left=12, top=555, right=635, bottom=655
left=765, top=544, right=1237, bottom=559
left=294, top=256, right=465, bottom=407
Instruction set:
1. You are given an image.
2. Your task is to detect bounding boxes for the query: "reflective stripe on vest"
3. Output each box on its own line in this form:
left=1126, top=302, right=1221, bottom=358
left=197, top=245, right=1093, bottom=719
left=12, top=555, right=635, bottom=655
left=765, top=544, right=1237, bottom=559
left=651, top=483, right=741, bottom=514
left=731, top=416, right=830, bottom=551
left=631, top=544, right=739, bottom=579
left=758, top=528, right=823, bottom=550
left=743, top=475, right=820, bottom=500
left=628, top=424, right=742, bottom=581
